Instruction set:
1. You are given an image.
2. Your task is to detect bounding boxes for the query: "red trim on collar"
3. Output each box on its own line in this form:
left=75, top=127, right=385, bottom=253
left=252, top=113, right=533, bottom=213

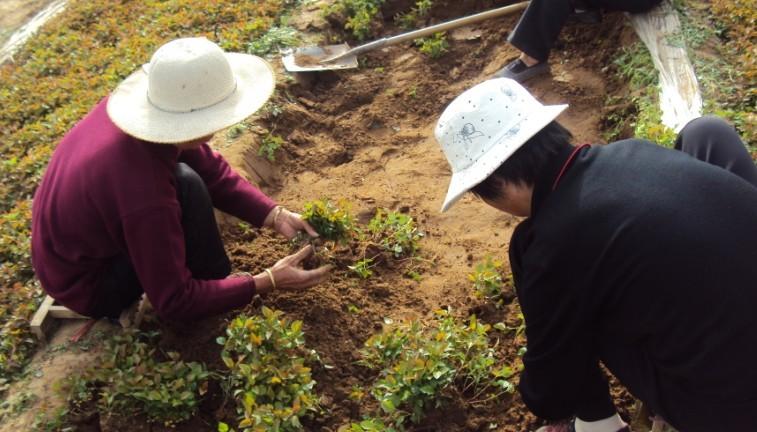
left=552, top=144, right=591, bottom=191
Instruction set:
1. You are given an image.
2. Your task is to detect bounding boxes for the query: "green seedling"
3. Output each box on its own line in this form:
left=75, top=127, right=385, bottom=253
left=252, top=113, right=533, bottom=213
left=348, top=385, right=366, bottom=402
left=226, top=122, right=248, bottom=141
left=259, top=134, right=284, bottom=162
left=367, top=209, right=424, bottom=258
left=349, top=258, right=375, bottom=279
left=415, top=32, right=448, bottom=59
left=469, top=256, right=512, bottom=307
left=396, top=0, right=434, bottom=29
left=218, top=307, right=318, bottom=432
left=302, top=199, right=356, bottom=243
left=358, top=310, right=514, bottom=427
left=325, top=0, right=386, bottom=40
left=67, top=330, right=212, bottom=427
left=246, top=26, right=300, bottom=56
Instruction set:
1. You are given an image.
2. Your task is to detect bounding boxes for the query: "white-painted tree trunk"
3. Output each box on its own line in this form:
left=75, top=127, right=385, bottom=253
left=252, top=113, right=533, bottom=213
left=629, top=0, right=702, bottom=132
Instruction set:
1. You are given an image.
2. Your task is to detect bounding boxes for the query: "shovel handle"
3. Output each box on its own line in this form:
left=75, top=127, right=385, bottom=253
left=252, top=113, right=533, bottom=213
left=323, top=1, right=530, bottom=64
left=384, top=1, right=530, bottom=45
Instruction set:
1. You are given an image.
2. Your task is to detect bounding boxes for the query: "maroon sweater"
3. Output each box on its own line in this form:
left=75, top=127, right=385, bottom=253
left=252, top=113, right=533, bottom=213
left=31, top=98, right=276, bottom=320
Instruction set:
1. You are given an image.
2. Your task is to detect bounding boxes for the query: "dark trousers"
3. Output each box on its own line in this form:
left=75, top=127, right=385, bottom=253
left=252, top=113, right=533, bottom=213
left=675, top=115, right=757, bottom=187
left=514, top=116, right=756, bottom=422
left=91, top=163, right=231, bottom=319
left=508, top=0, right=663, bottom=62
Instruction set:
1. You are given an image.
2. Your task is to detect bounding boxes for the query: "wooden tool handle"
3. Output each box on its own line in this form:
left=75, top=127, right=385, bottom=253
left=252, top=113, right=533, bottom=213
left=384, top=1, right=530, bottom=46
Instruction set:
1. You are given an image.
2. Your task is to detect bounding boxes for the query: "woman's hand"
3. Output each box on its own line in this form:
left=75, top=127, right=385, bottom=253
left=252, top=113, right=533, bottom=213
left=264, top=206, right=319, bottom=240
left=252, top=246, right=331, bottom=294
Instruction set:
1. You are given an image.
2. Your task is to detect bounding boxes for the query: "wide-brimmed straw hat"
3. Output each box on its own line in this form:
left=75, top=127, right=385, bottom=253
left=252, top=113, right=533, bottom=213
left=435, top=78, right=568, bottom=212
left=107, top=37, right=275, bottom=144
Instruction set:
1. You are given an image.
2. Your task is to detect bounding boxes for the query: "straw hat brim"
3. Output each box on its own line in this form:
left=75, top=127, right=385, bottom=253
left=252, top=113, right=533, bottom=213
left=106, top=53, right=275, bottom=144
left=441, top=103, right=568, bottom=212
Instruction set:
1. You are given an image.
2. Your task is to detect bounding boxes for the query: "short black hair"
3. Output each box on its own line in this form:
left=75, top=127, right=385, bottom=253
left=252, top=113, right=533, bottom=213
left=470, top=121, right=573, bottom=200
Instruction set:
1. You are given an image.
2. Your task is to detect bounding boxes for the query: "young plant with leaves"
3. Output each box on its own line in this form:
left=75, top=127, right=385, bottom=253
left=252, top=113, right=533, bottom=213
left=302, top=199, right=356, bottom=243
left=325, top=0, right=386, bottom=40
left=83, top=330, right=210, bottom=426
left=218, top=307, right=319, bottom=431
left=367, top=209, right=423, bottom=258
left=415, top=32, right=448, bottom=59
left=358, top=310, right=514, bottom=427
left=469, top=255, right=513, bottom=307
left=259, top=134, right=285, bottom=162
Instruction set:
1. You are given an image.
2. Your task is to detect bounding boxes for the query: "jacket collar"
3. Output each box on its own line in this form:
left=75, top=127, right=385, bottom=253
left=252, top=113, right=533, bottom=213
left=530, top=144, right=581, bottom=216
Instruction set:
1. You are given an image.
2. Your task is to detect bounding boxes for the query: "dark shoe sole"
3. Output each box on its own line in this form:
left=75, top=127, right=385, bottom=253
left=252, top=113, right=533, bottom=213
left=493, top=61, right=550, bottom=83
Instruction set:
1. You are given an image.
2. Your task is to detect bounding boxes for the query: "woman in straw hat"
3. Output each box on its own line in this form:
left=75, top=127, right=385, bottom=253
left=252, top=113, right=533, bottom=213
left=31, top=37, right=331, bottom=321
left=435, top=78, right=757, bottom=431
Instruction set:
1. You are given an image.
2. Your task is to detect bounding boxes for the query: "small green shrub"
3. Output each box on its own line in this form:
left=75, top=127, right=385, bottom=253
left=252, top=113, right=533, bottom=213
left=259, top=134, right=284, bottom=162
left=246, top=26, right=300, bottom=56
left=359, top=311, right=514, bottom=427
left=349, top=258, right=375, bottom=279
left=367, top=209, right=423, bottom=258
left=226, top=122, right=249, bottom=141
left=469, top=256, right=513, bottom=307
left=83, top=330, right=211, bottom=426
left=415, top=32, right=448, bottom=59
left=302, top=199, right=356, bottom=243
left=218, top=308, right=318, bottom=432
left=395, top=0, right=433, bottom=29
left=325, top=0, right=386, bottom=40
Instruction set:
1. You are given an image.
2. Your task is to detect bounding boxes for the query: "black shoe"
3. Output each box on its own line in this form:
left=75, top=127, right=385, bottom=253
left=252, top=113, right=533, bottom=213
left=493, top=58, right=550, bottom=83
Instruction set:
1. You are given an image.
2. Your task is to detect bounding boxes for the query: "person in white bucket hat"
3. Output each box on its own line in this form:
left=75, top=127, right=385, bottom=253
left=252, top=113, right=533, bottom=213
left=31, top=37, right=331, bottom=322
left=436, top=78, right=757, bottom=432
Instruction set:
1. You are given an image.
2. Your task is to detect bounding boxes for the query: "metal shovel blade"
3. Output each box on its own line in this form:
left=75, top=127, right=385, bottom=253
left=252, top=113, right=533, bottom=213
left=282, top=44, right=358, bottom=72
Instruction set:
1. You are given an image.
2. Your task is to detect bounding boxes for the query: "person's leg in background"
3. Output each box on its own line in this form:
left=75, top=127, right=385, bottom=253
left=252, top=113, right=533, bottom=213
left=495, top=0, right=573, bottom=82
left=674, top=115, right=757, bottom=187
left=495, top=0, right=663, bottom=83
left=90, top=163, right=231, bottom=318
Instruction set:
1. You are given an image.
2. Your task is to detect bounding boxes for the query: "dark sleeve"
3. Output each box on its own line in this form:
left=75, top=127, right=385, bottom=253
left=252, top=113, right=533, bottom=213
left=121, top=205, right=255, bottom=320
left=511, top=228, right=615, bottom=420
left=179, top=143, right=276, bottom=227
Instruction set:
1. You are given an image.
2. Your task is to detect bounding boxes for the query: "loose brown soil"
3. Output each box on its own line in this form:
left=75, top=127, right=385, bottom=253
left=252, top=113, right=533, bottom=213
left=5, top=1, right=647, bottom=431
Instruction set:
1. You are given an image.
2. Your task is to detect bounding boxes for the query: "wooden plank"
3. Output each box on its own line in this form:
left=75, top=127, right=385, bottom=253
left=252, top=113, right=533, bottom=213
left=48, top=305, right=87, bottom=319
left=30, top=295, right=55, bottom=343
left=30, top=295, right=90, bottom=343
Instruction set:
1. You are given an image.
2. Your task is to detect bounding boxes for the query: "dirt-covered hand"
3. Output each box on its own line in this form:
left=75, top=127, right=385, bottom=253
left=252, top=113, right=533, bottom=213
left=257, top=246, right=331, bottom=294
left=268, top=207, right=319, bottom=240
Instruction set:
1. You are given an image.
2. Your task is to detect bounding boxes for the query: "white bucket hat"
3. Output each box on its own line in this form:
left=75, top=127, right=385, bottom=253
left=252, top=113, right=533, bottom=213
left=106, top=37, right=275, bottom=144
left=436, top=78, right=568, bottom=212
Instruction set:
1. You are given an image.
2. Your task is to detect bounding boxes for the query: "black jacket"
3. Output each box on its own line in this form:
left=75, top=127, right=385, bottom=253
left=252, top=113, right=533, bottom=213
left=510, top=140, right=757, bottom=431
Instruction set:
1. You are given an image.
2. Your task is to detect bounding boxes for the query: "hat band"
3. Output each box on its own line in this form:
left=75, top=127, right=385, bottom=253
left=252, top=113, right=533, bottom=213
left=146, top=79, right=239, bottom=114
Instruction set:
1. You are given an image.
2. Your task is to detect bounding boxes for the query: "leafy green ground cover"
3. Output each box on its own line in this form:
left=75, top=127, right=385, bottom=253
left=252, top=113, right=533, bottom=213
left=349, top=310, right=515, bottom=429
left=218, top=308, right=318, bottom=432
left=0, top=0, right=303, bottom=400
